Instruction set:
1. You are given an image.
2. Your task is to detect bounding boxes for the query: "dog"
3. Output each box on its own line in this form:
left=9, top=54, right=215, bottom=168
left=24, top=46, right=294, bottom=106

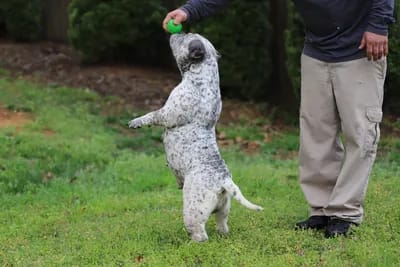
left=129, top=33, right=263, bottom=242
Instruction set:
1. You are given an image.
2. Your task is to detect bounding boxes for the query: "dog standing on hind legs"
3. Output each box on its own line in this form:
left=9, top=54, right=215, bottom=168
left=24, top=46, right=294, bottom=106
left=129, top=33, right=263, bottom=242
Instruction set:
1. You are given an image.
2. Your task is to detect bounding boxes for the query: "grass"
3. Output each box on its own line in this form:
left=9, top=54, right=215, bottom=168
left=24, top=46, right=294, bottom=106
left=0, top=76, right=399, bottom=266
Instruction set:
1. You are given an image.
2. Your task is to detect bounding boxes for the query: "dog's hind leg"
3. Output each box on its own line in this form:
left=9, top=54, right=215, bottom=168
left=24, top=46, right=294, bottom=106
left=182, top=183, right=217, bottom=242
left=183, top=215, right=208, bottom=242
left=215, top=194, right=231, bottom=234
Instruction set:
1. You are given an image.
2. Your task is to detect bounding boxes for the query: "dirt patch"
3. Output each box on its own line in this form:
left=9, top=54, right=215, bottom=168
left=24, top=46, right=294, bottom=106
left=0, top=39, right=179, bottom=111
left=218, top=99, right=267, bottom=125
left=0, top=107, right=32, bottom=128
left=0, top=39, right=269, bottom=119
left=42, top=128, right=56, bottom=137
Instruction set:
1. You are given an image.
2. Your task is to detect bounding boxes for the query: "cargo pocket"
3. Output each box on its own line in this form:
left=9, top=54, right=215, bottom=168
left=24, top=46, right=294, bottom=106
left=363, top=107, right=383, bottom=157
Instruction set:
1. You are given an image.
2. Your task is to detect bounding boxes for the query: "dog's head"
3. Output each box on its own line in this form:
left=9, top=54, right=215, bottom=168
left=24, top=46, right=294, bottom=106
left=169, top=33, right=219, bottom=74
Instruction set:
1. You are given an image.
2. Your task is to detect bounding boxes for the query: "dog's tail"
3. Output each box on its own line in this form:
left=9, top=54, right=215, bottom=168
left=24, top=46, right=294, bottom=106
left=222, top=180, right=263, bottom=211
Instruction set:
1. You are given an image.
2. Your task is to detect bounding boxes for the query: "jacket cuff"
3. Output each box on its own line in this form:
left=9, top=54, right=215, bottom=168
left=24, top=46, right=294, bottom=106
left=179, top=6, right=192, bottom=23
left=366, top=16, right=389, bottom=36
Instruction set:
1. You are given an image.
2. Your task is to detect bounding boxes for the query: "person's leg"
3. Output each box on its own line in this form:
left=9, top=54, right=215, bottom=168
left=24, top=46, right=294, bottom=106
left=299, top=54, right=345, bottom=217
left=324, top=57, right=386, bottom=224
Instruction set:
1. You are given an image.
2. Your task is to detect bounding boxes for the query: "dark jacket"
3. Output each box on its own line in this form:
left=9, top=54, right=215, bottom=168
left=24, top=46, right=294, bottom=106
left=180, top=0, right=395, bottom=62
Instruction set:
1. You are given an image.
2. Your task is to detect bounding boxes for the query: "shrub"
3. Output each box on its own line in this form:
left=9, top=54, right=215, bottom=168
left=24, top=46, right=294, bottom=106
left=189, top=1, right=272, bottom=99
left=0, top=0, right=43, bottom=41
left=386, top=2, right=400, bottom=114
left=68, top=0, right=170, bottom=64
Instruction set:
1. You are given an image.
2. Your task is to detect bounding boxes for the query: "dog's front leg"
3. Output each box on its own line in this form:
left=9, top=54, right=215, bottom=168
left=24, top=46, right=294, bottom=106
left=129, top=108, right=181, bottom=129
left=128, top=110, right=160, bottom=129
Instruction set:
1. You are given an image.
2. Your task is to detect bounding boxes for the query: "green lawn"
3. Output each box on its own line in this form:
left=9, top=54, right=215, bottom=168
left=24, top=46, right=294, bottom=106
left=0, top=76, right=399, bottom=266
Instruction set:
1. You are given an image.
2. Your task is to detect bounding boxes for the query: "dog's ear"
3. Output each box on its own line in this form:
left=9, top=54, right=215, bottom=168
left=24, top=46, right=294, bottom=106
left=188, top=39, right=206, bottom=63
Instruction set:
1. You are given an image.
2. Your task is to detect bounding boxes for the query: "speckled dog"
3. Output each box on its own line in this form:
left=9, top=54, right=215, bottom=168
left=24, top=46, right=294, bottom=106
left=129, top=33, right=263, bottom=242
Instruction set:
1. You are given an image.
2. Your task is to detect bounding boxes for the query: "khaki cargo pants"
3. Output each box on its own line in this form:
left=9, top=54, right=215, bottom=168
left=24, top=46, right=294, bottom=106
left=299, top=54, right=386, bottom=224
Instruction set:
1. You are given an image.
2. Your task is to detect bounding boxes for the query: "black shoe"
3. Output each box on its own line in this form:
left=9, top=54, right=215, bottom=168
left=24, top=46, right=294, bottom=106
left=324, top=219, right=354, bottom=238
left=295, top=216, right=330, bottom=230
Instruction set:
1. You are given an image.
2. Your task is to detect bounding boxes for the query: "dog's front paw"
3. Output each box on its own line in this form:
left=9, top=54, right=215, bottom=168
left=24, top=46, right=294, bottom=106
left=128, top=118, right=143, bottom=129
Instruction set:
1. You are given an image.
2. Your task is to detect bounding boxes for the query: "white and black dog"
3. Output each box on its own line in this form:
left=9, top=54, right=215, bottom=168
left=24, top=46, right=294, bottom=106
left=129, top=33, right=263, bottom=242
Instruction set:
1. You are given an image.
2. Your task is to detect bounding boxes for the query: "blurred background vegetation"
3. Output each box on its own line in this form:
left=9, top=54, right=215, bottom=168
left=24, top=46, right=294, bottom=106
left=0, top=0, right=398, bottom=115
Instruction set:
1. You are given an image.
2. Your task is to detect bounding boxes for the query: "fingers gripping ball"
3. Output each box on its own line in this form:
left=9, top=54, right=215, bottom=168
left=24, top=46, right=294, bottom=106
left=167, top=19, right=183, bottom=34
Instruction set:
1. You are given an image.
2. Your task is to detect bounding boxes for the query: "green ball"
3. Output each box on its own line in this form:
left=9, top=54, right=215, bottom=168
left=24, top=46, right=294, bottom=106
left=167, top=19, right=183, bottom=34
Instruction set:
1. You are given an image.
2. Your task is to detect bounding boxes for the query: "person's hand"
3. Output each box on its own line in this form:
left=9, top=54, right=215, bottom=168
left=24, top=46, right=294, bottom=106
left=163, top=9, right=188, bottom=32
left=359, top=32, right=389, bottom=61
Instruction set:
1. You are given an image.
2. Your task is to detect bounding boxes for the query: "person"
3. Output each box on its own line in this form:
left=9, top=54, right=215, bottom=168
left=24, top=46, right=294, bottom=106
left=162, top=0, right=395, bottom=238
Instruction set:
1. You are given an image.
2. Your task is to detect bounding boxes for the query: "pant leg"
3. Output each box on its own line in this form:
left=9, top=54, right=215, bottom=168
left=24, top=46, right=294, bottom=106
left=299, top=54, right=345, bottom=216
left=324, top=57, right=386, bottom=224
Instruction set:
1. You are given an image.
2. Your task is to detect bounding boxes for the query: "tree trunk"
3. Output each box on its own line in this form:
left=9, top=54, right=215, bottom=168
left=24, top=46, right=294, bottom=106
left=42, top=0, right=70, bottom=42
left=268, top=0, right=298, bottom=114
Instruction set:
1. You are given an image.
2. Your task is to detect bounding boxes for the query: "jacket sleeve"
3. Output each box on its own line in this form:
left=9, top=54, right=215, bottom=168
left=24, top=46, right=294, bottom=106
left=366, top=0, right=395, bottom=35
left=179, top=0, right=230, bottom=22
